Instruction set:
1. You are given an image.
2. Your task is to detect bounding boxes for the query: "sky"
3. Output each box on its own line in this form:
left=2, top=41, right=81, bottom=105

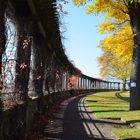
left=61, top=2, right=106, bottom=79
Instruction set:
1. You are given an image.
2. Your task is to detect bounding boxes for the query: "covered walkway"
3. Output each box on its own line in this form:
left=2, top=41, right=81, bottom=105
left=0, top=0, right=120, bottom=139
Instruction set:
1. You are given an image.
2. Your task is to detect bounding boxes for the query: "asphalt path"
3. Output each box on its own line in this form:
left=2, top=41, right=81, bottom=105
left=43, top=93, right=117, bottom=140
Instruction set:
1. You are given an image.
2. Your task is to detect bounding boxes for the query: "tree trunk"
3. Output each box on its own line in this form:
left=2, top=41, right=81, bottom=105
left=128, top=4, right=140, bottom=110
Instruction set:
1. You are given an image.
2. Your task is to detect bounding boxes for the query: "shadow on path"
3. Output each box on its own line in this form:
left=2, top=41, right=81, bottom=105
left=43, top=93, right=117, bottom=140
left=62, top=94, right=102, bottom=140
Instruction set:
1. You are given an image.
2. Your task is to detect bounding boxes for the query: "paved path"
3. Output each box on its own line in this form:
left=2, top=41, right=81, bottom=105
left=43, top=93, right=117, bottom=140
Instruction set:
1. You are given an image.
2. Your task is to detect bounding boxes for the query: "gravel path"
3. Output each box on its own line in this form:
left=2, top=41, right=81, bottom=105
left=43, top=93, right=117, bottom=140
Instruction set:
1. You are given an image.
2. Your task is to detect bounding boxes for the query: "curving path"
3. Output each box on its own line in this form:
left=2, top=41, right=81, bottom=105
left=42, top=93, right=117, bottom=140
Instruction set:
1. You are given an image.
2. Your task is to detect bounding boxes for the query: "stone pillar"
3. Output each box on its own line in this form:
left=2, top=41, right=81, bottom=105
left=105, top=82, right=107, bottom=90
left=90, top=80, right=92, bottom=89
left=111, top=83, right=113, bottom=90
left=118, top=83, right=120, bottom=91
left=80, top=77, right=83, bottom=89
left=89, top=80, right=91, bottom=89
left=106, top=82, right=108, bottom=90
left=105, top=82, right=107, bottom=89
left=63, top=72, right=66, bottom=90
left=109, top=82, right=111, bottom=90
left=107, top=82, right=109, bottom=90
left=96, top=81, right=98, bottom=89
left=77, top=77, right=80, bottom=89
left=114, top=83, right=116, bottom=90
left=62, top=72, right=66, bottom=91
left=92, top=81, right=93, bottom=89
left=113, top=83, right=115, bottom=90
left=104, top=82, right=106, bottom=89
left=81, top=77, right=83, bottom=89
left=84, top=79, right=87, bottom=89
left=110, top=82, right=112, bottom=90
left=78, top=77, right=80, bottom=89
left=93, top=81, right=95, bottom=89
left=101, top=82, right=103, bottom=89
left=98, top=81, right=99, bottom=90
left=98, top=81, right=100, bottom=89
left=87, top=79, right=89, bottom=89
left=108, top=82, right=110, bottom=90
left=104, top=82, right=106, bottom=90
left=95, top=81, right=97, bottom=89
left=91, top=81, right=93, bottom=89
left=102, top=82, right=104, bottom=90
left=0, top=0, right=7, bottom=75
left=66, top=72, right=69, bottom=90
left=102, top=82, right=104, bottom=89
left=103, top=82, right=105, bottom=90
left=97, top=81, right=99, bottom=89
left=84, top=79, right=86, bottom=89
left=83, top=78, right=85, bottom=89
left=80, top=77, right=82, bottom=89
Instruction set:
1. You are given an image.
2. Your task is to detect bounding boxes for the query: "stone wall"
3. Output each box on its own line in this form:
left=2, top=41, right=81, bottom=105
left=0, top=91, right=72, bottom=140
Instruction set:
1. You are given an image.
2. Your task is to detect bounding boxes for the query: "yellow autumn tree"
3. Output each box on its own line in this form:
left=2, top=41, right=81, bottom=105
left=72, top=0, right=140, bottom=109
left=73, top=0, right=133, bottom=88
left=98, top=24, right=133, bottom=90
left=98, top=6, right=133, bottom=91
left=98, top=24, right=133, bottom=77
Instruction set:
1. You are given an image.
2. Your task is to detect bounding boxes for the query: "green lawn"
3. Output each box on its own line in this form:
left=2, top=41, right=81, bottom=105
left=86, top=91, right=140, bottom=139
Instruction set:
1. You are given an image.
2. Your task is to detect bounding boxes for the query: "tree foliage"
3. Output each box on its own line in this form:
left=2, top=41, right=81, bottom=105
left=98, top=24, right=133, bottom=80
left=72, top=0, right=133, bottom=81
left=73, top=0, right=140, bottom=109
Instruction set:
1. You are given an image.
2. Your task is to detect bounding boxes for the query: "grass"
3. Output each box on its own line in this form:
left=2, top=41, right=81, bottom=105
left=86, top=91, right=140, bottom=139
